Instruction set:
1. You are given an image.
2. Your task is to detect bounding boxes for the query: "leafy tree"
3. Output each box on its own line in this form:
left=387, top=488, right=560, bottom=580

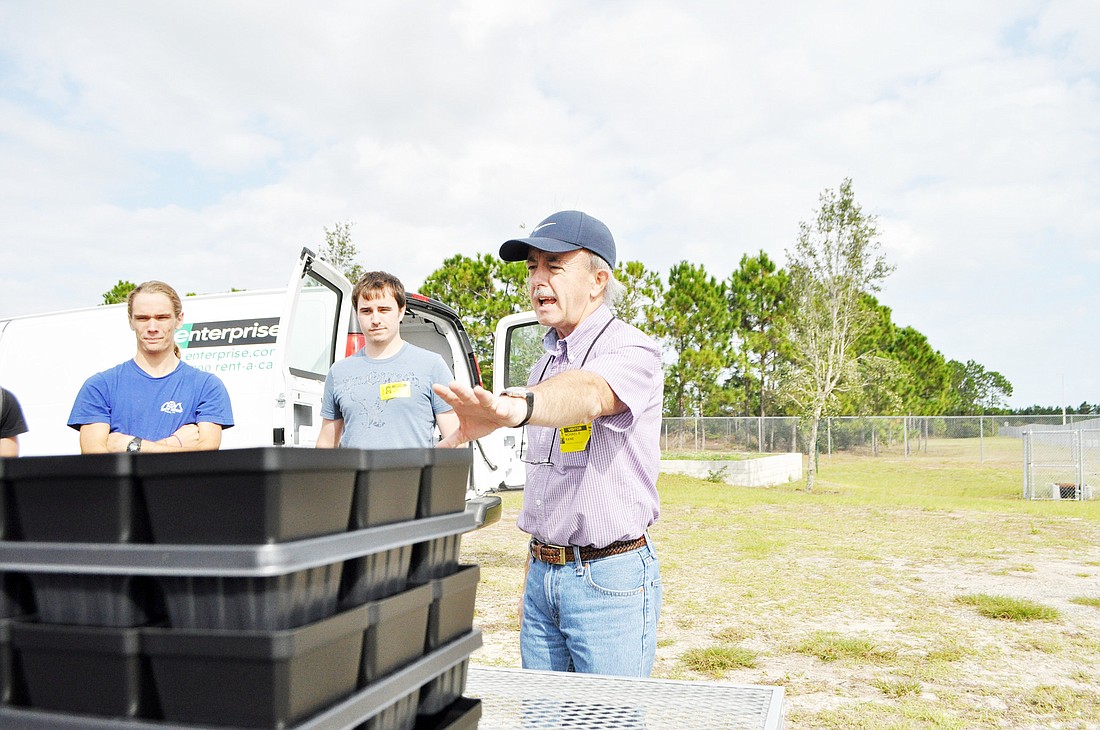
left=890, top=325, right=952, bottom=414
left=101, top=280, right=136, bottom=305
left=420, top=253, right=528, bottom=387
left=728, top=251, right=790, bottom=417
left=781, top=179, right=894, bottom=490
left=613, top=260, right=663, bottom=331
left=320, top=221, right=365, bottom=283
left=946, top=359, right=1013, bottom=414
left=651, top=261, right=733, bottom=417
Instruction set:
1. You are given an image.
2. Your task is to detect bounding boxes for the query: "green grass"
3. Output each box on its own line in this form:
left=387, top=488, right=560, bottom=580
left=1070, top=597, right=1100, bottom=609
left=872, top=679, right=922, bottom=698
left=464, top=439, right=1100, bottom=729
left=679, top=645, right=758, bottom=676
left=955, top=593, right=1061, bottom=621
left=795, top=631, right=897, bottom=663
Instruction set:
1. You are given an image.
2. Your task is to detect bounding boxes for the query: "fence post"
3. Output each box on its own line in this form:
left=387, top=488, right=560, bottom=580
left=903, top=417, right=909, bottom=458
left=1076, top=431, right=1084, bottom=500
left=1022, top=430, right=1030, bottom=499
left=980, top=416, right=985, bottom=464
left=827, top=417, right=832, bottom=457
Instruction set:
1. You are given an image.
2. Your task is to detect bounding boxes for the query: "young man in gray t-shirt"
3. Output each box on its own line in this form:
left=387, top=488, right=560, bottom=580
left=316, top=271, right=457, bottom=450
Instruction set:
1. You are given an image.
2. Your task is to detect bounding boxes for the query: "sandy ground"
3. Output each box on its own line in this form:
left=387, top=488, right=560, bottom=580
left=461, top=499, right=1100, bottom=729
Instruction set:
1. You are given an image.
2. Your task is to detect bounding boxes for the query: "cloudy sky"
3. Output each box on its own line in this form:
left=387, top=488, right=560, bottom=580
left=1, top=1, right=1097, bottom=409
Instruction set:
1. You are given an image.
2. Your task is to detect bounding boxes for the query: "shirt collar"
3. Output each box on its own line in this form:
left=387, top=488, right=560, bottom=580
left=541, top=305, right=614, bottom=363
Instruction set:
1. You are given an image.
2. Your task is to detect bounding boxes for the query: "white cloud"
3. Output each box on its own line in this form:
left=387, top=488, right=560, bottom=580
left=0, top=0, right=1097, bottom=407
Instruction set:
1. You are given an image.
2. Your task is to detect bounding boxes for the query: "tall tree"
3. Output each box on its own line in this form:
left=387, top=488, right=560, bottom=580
left=651, top=261, right=732, bottom=417
left=728, top=251, right=790, bottom=417
left=947, top=359, right=1013, bottom=414
left=419, top=253, right=528, bottom=387
left=320, top=221, right=365, bottom=283
left=613, top=260, right=663, bottom=332
left=781, top=179, right=894, bottom=490
left=101, top=280, right=136, bottom=305
left=890, top=326, right=952, bottom=414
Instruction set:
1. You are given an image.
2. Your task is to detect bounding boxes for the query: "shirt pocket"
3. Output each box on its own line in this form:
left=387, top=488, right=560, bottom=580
left=558, top=448, right=590, bottom=470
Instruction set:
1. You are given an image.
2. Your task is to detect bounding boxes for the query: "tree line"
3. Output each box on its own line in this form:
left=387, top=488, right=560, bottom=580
left=105, top=180, right=1090, bottom=441
left=416, top=181, right=1015, bottom=429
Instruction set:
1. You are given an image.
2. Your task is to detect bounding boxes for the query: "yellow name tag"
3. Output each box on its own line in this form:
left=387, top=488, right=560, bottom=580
left=380, top=381, right=411, bottom=400
left=559, top=423, right=591, bottom=453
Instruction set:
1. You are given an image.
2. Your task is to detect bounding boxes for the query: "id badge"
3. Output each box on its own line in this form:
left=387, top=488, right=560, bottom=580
left=380, top=381, right=411, bottom=400
left=559, top=423, right=592, bottom=453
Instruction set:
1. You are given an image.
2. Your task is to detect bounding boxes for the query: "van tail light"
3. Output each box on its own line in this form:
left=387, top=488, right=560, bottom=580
left=472, top=354, right=484, bottom=387
left=346, top=333, right=365, bottom=358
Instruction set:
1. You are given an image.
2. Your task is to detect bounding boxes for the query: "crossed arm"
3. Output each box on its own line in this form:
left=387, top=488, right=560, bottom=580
left=78, top=422, right=223, bottom=454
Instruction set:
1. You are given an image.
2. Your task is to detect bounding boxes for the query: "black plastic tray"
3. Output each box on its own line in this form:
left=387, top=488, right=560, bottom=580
left=0, top=511, right=476, bottom=577
left=142, top=599, right=371, bottom=728
left=416, top=451, right=470, bottom=519
left=408, top=534, right=462, bottom=583
left=359, top=582, right=433, bottom=685
left=0, top=630, right=481, bottom=729
left=10, top=621, right=158, bottom=719
left=136, top=448, right=360, bottom=544
left=417, top=658, right=468, bottom=718
left=27, top=573, right=162, bottom=627
left=159, top=562, right=343, bottom=630
left=5, top=453, right=149, bottom=543
left=426, top=565, right=480, bottom=651
left=351, top=450, right=426, bottom=530
left=414, top=696, right=481, bottom=730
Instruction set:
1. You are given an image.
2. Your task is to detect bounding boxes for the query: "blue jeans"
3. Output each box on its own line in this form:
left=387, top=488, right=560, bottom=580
left=520, top=536, right=662, bottom=676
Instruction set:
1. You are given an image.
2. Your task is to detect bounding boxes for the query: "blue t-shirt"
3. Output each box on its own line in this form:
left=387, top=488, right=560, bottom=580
left=68, top=360, right=234, bottom=441
left=321, top=342, right=453, bottom=449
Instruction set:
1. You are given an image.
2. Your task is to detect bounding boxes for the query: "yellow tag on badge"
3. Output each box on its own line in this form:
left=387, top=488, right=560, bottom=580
left=559, top=423, right=591, bottom=453
left=380, top=381, right=411, bottom=400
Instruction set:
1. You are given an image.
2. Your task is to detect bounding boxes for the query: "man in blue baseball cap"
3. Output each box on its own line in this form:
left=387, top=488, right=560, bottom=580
left=435, top=210, right=665, bottom=677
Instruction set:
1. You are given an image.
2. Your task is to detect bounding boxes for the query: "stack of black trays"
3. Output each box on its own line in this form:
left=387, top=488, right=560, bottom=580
left=0, top=447, right=483, bottom=729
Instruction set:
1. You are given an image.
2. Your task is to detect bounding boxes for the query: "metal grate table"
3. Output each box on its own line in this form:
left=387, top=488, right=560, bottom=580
left=466, top=665, right=785, bottom=729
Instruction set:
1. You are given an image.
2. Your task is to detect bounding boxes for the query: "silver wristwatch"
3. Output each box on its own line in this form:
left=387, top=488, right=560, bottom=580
left=501, top=387, right=535, bottom=428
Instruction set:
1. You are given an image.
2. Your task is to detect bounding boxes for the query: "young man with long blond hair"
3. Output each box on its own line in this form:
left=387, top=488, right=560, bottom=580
left=68, top=280, right=234, bottom=453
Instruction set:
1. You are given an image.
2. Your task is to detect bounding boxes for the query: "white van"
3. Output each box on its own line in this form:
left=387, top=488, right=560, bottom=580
left=0, top=249, right=526, bottom=521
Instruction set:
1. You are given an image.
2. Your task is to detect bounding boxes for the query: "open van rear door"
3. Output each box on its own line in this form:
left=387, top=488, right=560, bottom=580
left=492, top=311, right=541, bottom=482
left=273, top=248, right=353, bottom=447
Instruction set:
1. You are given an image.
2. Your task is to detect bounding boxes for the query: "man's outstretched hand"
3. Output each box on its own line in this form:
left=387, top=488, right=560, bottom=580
left=432, top=381, right=523, bottom=448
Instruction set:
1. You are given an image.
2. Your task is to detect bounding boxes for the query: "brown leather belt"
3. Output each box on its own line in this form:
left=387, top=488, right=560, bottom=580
left=529, top=536, right=647, bottom=565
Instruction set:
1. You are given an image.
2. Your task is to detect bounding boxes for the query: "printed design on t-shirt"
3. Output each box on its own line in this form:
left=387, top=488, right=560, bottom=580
left=160, top=401, right=184, bottom=415
left=344, top=369, right=428, bottom=430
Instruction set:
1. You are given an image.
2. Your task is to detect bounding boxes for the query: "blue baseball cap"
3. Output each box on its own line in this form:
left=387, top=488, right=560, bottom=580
left=499, top=210, right=616, bottom=268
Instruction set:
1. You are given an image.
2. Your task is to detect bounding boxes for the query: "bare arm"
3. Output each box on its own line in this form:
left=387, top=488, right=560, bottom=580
left=316, top=418, right=343, bottom=448
left=433, top=370, right=624, bottom=448
left=83, top=422, right=222, bottom=453
left=435, top=410, right=459, bottom=442
left=0, top=436, right=18, bottom=457
left=79, top=423, right=112, bottom=454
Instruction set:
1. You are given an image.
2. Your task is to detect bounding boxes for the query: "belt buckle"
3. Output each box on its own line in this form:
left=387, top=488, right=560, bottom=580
left=533, top=541, right=568, bottom=565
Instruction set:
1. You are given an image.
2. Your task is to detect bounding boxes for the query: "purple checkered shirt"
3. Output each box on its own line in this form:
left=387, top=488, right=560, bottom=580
left=517, top=305, right=663, bottom=548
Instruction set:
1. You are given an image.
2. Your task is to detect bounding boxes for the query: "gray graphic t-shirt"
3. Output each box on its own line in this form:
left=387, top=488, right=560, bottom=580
left=321, top=343, right=454, bottom=449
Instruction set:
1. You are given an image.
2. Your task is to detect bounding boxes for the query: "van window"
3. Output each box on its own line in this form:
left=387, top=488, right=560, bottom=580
left=505, top=322, right=544, bottom=389
left=287, top=271, right=342, bottom=380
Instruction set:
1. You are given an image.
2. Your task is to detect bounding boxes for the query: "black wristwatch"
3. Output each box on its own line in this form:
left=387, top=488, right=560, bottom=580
left=501, top=387, right=535, bottom=428
left=126, top=437, right=142, bottom=453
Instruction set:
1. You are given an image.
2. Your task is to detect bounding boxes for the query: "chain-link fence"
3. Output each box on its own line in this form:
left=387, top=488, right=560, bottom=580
left=1022, top=420, right=1100, bottom=500
left=662, top=415, right=1100, bottom=466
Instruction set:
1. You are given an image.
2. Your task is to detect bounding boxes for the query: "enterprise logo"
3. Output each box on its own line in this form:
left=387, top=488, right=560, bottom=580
left=175, top=318, right=280, bottom=349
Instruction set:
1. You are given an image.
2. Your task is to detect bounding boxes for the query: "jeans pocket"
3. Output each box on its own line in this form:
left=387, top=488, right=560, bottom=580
left=584, top=552, right=646, bottom=597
